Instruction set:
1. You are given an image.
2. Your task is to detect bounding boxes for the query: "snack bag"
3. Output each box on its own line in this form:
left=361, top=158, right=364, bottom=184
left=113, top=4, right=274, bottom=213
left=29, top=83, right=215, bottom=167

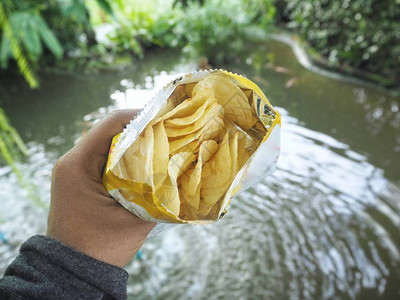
left=102, top=70, right=281, bottom=236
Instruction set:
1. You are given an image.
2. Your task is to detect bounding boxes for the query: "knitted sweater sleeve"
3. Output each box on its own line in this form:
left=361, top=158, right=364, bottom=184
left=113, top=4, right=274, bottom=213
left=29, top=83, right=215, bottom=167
left=0, top=235, right=129, bottom=300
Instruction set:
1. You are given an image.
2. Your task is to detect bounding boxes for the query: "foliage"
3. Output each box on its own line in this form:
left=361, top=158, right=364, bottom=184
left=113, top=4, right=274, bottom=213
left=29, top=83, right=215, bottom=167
left=0, top=2, right=38, bottom=88
left=106, top=0, right=275, bottom=65
left=168, top=0, right=274, bottom=64
left=104, top=1, right=171, bottom=58
left=0, top=0, right=113, bottom=205
left=0, top=0, right=113, bottom=87
left=173, top=0, right=205, bottom=8
left=2, top=0, right=397, bottom=86
left=276, top=0, right=400, bottom=86
left=0, top=108, right=45, bottom=208
left=1, top=8, right=63, bottom=65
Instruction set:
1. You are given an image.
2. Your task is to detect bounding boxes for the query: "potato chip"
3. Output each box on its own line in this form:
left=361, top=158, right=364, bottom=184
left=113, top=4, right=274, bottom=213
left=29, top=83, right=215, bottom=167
left=174, top=140, right=200, bottom=154
left=178, top=197, right=198, bottom=220
left=116, top=132, right=151, bottom=185
left=164, top=97, right=217, bottom=128
left=168, top=152, right=196, bottom=183
left=154, top=88, right=211, bottom=123
left=152, top=122, right=169, bottom=189
left=224, top=120, right=254, bottom=169
left=192, top=74, right=258, bottom=130
left=201, top=200, right=222, bottom=219
left=165, top=103, right=224, bottom=137
left=201, top=131, right=232, bottom=208
left=198, top=140, right=219, bottom=164
left=168, top=132, right=199, bottom=155
left=155, top=177, right=180, bottom=216
left=168, top=115, right=224, bottom=155
left=198, top=115, right=224, bottom=142
left=196, top=132, right=241, bottom=218
left=180, top=140, right=218, bottom=210
left=237, top=131, right=251, bottom=169
left=113, top=122, right=165, bottom=190
left=162, top=152, right=196, bottom=216
left=196, top=198, right=217, bottom=219
left=142, top=126, right=154, bottom=186
left=229, top=131, right=239, bottom=176
left=111, top=157, right=130, bottom=180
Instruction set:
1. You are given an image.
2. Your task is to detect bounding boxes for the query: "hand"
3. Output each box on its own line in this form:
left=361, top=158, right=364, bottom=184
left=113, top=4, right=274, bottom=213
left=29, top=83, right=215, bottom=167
left=47, top=110, right=155, bottom=268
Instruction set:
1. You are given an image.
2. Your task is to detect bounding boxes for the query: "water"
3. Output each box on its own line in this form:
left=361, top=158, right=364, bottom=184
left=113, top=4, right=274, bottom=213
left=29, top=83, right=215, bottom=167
left=0, top=41, right=399, bottom=299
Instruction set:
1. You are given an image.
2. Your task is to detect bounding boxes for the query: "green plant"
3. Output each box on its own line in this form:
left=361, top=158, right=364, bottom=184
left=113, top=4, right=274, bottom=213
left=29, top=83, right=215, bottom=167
left=149, top=0, right=276, bottom=65
left=106, top=9, right=156, bottom=57
left=0, top=108, right=45, bottom=208
left=173, top=0, right=205, bottom=7
left=188, top=0, right=275, bottom=64
left=1, top=9, right=63, bottom=65
left=0, top=0, right=110, bottom=208
left=277, top=0, right=400, bottom=85
left=101, top=0, right=275, bottom=65
left=0, top=2, right=38, bottom=88
left=0, top=0, right=115, bottom=87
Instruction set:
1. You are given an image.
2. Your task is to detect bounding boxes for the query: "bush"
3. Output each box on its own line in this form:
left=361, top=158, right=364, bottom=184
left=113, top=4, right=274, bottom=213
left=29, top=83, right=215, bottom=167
left=0, top=0, right=112, bottom=87
left=154, top=0, right=276, bottom=65
left=106, top=0, right=275, bottom=65
left=277, top=0, right=400, bottom=86
left=102, top=1, right=176, bottom=57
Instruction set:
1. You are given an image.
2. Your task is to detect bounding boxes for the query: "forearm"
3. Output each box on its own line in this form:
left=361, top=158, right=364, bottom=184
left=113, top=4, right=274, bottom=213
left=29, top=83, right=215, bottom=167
left=0, top=235, right=128, bottom=300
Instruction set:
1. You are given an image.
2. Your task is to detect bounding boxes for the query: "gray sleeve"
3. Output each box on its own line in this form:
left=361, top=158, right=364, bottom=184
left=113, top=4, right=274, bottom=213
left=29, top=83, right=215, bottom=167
left=0, top=235, right=129, bottom=300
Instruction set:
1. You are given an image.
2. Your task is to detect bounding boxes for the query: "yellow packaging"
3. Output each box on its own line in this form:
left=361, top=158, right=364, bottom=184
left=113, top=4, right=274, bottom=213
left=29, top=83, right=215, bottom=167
left=102, top=70, right=281, bottom=235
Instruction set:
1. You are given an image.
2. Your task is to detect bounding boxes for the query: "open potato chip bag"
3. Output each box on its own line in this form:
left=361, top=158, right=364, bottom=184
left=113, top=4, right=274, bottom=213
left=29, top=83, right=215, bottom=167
left=103, top=70, right=281, bottom=236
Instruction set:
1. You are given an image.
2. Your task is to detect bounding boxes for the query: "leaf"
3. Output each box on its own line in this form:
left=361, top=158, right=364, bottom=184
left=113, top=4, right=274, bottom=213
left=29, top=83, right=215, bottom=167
left=62, top=0, right=88, bottom=23
left=9, top=11, right=25, bottom=33
left=40, top=28, right=63, bottom=59
left=22, top=22, right=42, bottom=60
left=34, top=14, right=63, bottom=59
left=0, top=3, right=38, bottom=88
left=95, top=0, right=114, bottom=16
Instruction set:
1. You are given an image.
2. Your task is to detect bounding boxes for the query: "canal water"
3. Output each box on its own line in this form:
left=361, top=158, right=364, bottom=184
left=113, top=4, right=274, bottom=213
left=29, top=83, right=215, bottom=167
left=0, top=39, right=399, bottom=299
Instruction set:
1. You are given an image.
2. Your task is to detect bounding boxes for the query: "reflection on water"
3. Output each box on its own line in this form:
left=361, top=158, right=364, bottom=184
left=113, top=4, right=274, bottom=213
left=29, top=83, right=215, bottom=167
left=0, top=44, right=399, bottom=299
left=0, top=143, right=51, bottom=269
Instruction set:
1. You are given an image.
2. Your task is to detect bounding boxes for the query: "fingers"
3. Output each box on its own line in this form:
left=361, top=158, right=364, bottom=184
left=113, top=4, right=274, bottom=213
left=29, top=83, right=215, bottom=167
left=74, top=109, right=140, bottom=159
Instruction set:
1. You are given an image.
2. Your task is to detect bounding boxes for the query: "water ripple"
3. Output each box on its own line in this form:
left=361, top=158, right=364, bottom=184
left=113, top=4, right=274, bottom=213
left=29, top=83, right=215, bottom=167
left=126, top=109, right=400, bottom=299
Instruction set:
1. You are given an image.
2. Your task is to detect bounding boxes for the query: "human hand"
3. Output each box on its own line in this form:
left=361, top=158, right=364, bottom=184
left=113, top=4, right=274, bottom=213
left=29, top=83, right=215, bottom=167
left=47, top=110, right=155, bottom=268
